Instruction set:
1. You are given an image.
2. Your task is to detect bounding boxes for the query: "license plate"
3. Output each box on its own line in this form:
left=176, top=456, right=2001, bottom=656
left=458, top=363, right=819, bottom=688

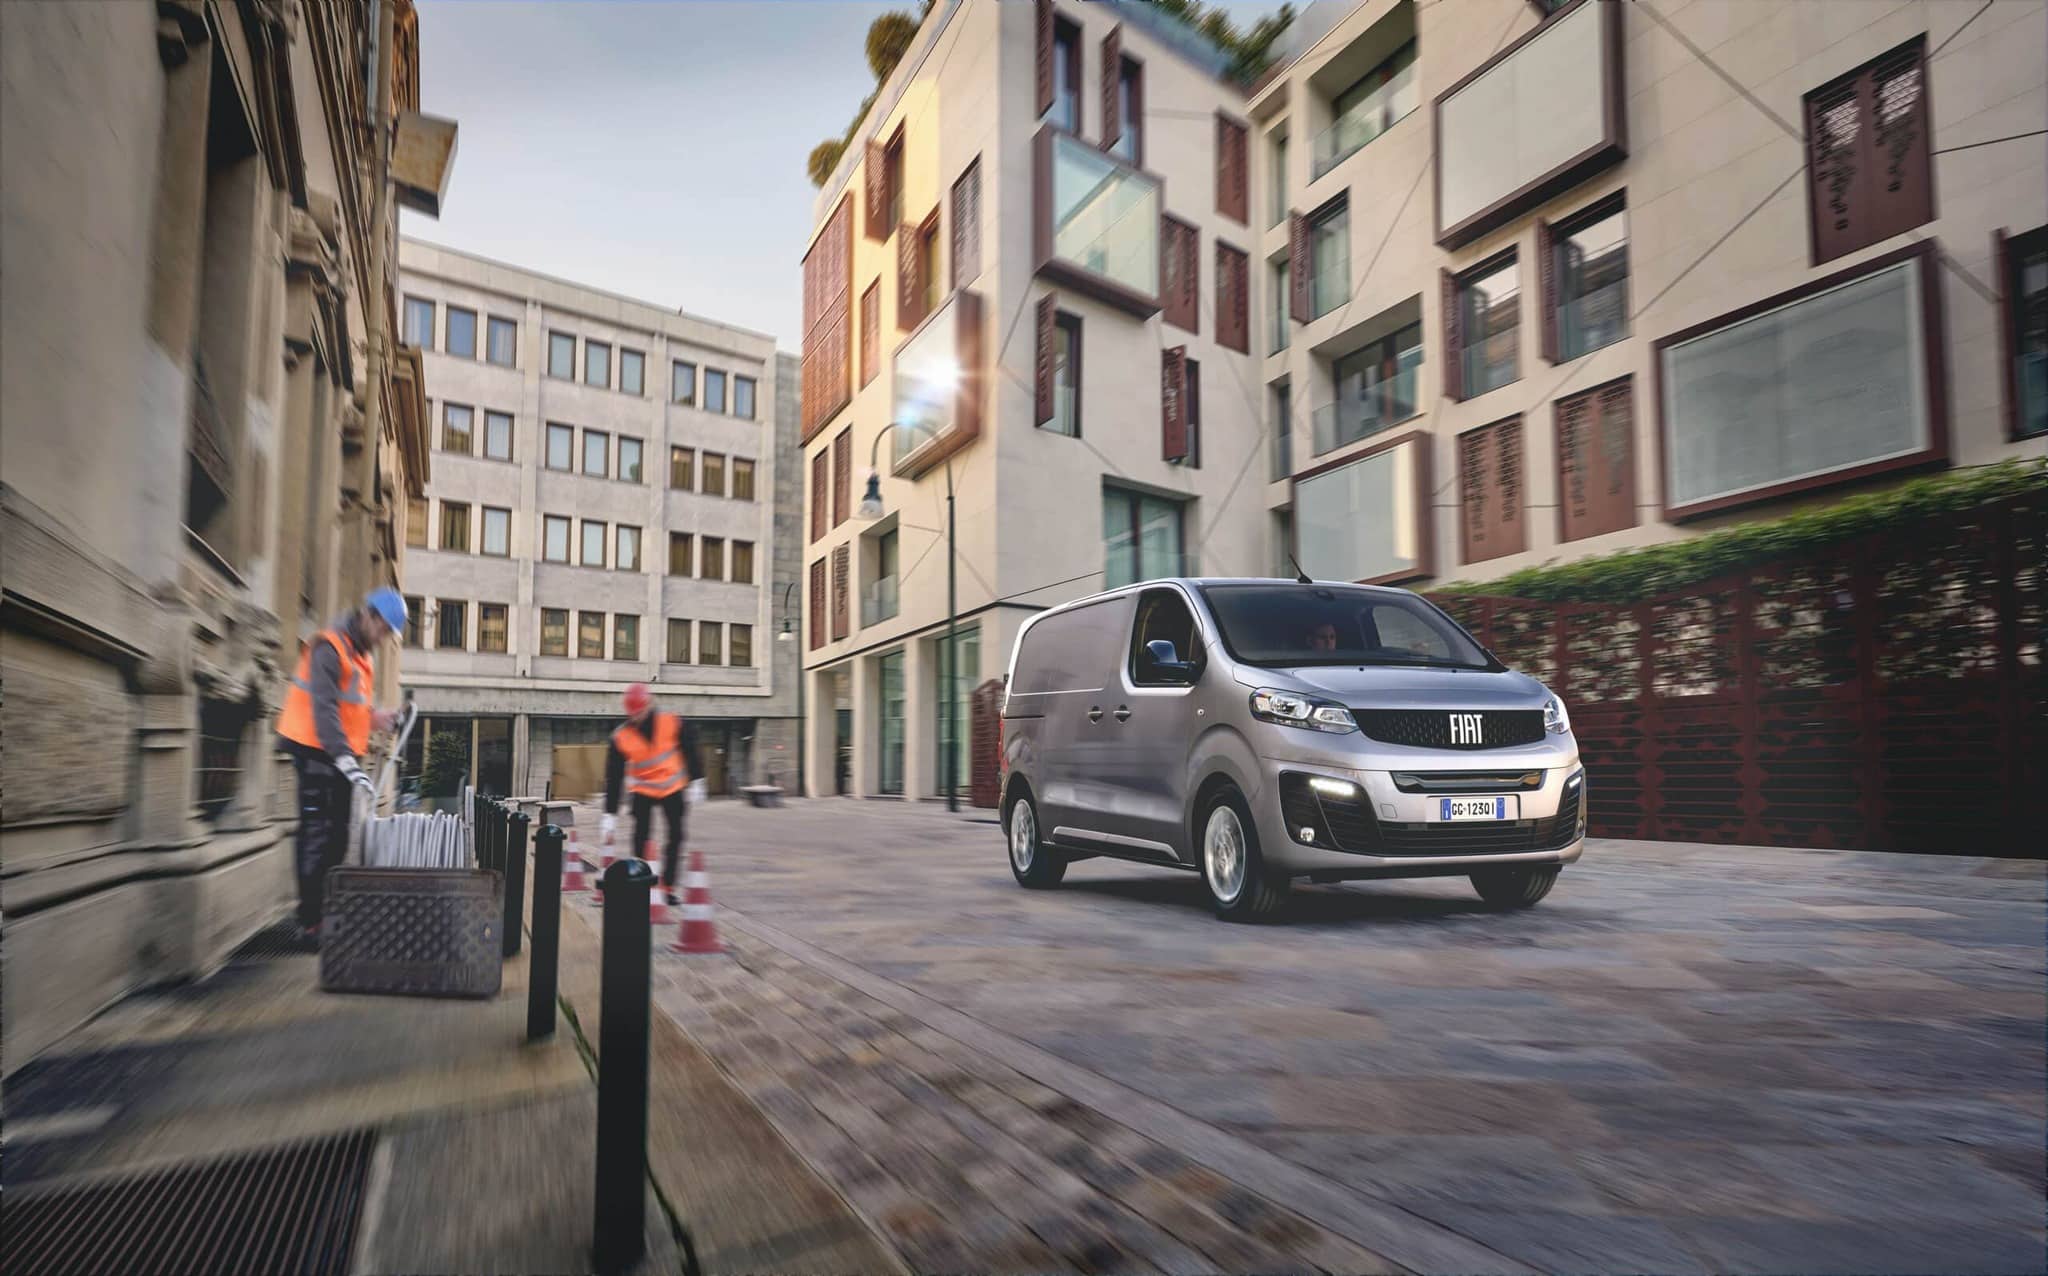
left=1437, top=796, right=1517, bottom=822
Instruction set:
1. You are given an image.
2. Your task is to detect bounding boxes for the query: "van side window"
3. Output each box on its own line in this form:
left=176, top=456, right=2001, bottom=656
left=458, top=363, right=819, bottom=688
left=1130, top=588, right=1200, bottom=686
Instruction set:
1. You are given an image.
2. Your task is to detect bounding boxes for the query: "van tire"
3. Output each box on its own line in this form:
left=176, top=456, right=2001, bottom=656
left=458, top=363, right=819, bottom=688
left=1200, top=787, right=1286, bottom=921
left=1470, top=865, right=1559, bottom=908
left=1007, top=793, right=1065, bottom=888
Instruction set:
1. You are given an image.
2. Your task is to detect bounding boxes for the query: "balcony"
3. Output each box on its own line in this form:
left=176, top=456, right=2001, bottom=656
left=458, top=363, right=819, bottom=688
left=1313, top=365, right=1419, bottom=456
left=1034, top=127, right=1162, bottom=317
left=1311, top=57, right=1417, bottom=179
left=1310, top=254, right=1349, bottom=319
left=1558, top=277, right=1629, bottom=361
left=889, top=289, right=985, bottom=479
left=862, top=574, right=900, bottom=627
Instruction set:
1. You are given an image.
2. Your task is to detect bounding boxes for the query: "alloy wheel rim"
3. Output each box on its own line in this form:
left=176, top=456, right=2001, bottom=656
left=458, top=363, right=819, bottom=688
left=1010, top=802, right=1035, bottom=872
left=1205, top=806, right=1246, bottom=904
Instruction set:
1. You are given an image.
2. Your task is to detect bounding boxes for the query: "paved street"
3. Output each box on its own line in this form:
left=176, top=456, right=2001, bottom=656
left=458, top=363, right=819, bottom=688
left=582, top=797, right=2046, bottom=1275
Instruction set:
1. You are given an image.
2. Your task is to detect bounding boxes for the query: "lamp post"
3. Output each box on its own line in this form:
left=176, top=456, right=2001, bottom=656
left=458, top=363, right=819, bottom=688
left=855, top=431, right=959, bottom=813
left=777, top=580, right=803, bottom=797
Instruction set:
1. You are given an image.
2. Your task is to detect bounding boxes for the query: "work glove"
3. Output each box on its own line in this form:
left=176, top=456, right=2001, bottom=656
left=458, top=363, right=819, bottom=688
left=685, top=779, right=707, bottom=807
left=336, top=755, right=377, bottom=800
left=600, top=813, right=617, bottom=845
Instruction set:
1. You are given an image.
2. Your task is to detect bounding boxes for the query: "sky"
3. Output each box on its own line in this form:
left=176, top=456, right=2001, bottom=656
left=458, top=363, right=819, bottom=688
left=402, top=0, right=1277, bottom=350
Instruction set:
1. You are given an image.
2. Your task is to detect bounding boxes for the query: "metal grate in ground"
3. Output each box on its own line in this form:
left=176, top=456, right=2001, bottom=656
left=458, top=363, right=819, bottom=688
left=2, top=1129, right=377, bottom=1276
left=226, top=919, right=309, bottom=962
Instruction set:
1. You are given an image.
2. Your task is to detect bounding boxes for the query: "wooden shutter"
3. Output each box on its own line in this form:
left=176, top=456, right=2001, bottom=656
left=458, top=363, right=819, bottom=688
left=864, top=140, right=888, bottom=241
left=1804, top=36, right=1932, bottom=265
left=897, top=222, right=921, bottom=330
left=951, top=158, right=981, bottom=286
left=1161, top=346, right=1189, bottom=462
left=831, top=544, right=851, bottom=641
left=1035, top=0, right=1054, bottom=117
left=1536, top=218, right=1558, bottom=363
left=1457, top=418, right=1526, bottom=565
left=1288, top=213, right=1311, bottom=323
left=860, top=280, right=880, bottom=388
left=810, top=450, right=829, bottom=541
left=809, top=558, right=828, bottom=649
left=1216, top=242, right=1249, bottom=354
left=832, top=428, right=851, bottom=526
left=1440, top=267, right=1464, bottom=402
left=1556, top=378, right=1637, bottom=543
left=1160, top=216, right=1198, bottom=333
left=801, top=197, right=853, bottom=440
left=1034, top=293, right=1057, bottom=426
left=1101, top=26, right=1121, bottom=152
left=1215, top=113, right=1247, bottom=224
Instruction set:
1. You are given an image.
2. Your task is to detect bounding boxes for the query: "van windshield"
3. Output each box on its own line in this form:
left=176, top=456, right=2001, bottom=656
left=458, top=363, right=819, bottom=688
left=1199, top=584, right=1495, bottom=670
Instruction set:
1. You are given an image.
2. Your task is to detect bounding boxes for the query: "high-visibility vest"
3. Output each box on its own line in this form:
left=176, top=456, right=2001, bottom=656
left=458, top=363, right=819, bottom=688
left=276, top=629, right=375, bottom=757
left=614, top=712, right=688, bottom=800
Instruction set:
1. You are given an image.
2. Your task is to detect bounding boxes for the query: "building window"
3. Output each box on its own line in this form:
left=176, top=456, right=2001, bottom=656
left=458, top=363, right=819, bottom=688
left=730, top=624, right=752, bottom=668
left=1216, top=242, right=1250, bottom=354
left=482, top=410, right=513, bottom=461
left=878, top=649, right=905, bottom=793
left=582, top=429, right=608, bottom=477
left=1047, top=312, right=1081, bottom=437
left=441, top=403, right=473, bottom=454
left=951, top=158, right=982, bottom=285
left=883, top=127, right=905, bottom=229
left=1315, top=40, right=1418, bottom=179
left=403, top=595, right=425, bottom=647
left=810, top=450, right=829, bottom=542
left=439, top=500, right=470, bottom=552
left=436, top=600, right=467, bottom=649
left=734, top=375, right=756, bottom=419
left=668, top=532, right=693, bottom=576
left=1309, top=197, right=1349, bottom=319
left=1556, top=377, right=1638, bottom=542
left=546, top=422, right=574, bottom=470
left=616, top=525, right=642, bottom=572
left=732, top=457, right=756, bottom=501
left=2009, top=226, right=2048, bottom=439
left=1102, top=487, right=1185, bottom=588
left=1047, top=17, right=1080, bottom=132
left=700, top=536, right=726, bottom=580
left=540, top=608, right=569, bottom=656
left=666, top=618, right=691, bottom=664
left=581, top=519, right=607, bottom=568
left=704, top=368, right=727, bottom=414
left=1161, top=216, right=1199, bottom=332
left=1322, top=322, right=1423, bottom=454
left=1804, top=36, right=1931, bottom=266
left=669, top=446, right=694, bottom=491
left=672, top=360, right=696, bottom=405
left=731, top=540, right=755, bottom=584
left=618, top=436, right=644, bottom=482
left=1180, top=357, right=1202, bottom=469
left=548, top=331, right=576, bottom=379
left=1457, top=252, right=1521, bottom=397
left=1295, top=434, right=1430, bottom=583
left=578, top=611, right=605, bottom=658
left=404, top=296, right=435, bottom=349
left=620, top=348, right=645, bottom=396
left=809, top=558, right=827, bottom=649
left=543, top=514, right=570, bottom=563
left=702, top=452, right=726, bottom=497
left=865, top=529, right=900, bottom=627
left=860, top=281, right=881, bottom=387
left=1271, top=382, right=1292, bottom=480
left=1550, top=197, right=1629, bottom=362
left=1268, top=128, right=1288, bottom=230
left=613, top=614, right=639, bottom=661
left=487, top=316, right=517, bottom=366
left=584, top=339, right=611, bottom=388
left=698, top=621, right=723, bottom=666
left=918, top=214, right=942, bottom=318
left=1039, top=130, right=1161, bottom=311
left=406, top=496, right=428, bottom=548
left=1271, top=257, right=1291, bottom=353
left=1110, top=58, right=1143, bottom=164
left=481, top=506, right=511, bottom=557
left=478, top=603, right=509, bottom=653
left=446, top=306, right=477, bottom=358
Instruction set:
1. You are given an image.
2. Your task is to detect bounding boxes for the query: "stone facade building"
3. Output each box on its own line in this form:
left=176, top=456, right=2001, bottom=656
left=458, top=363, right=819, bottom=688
left=1, top=0, right=445, bottom=1068
left=395, top=242, right=801, bottom=799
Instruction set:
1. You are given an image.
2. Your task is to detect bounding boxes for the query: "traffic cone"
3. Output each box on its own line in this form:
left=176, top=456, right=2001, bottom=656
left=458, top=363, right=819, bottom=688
left=561, top=830, right=589, bottom=894
left=646, top=841, right=676, bottom=925
left=672, top=848, right=724, bottom=955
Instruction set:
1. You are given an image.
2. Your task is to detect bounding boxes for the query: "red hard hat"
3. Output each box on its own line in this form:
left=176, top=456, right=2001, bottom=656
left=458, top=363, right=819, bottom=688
left=622, top=683, right=652, bottom=715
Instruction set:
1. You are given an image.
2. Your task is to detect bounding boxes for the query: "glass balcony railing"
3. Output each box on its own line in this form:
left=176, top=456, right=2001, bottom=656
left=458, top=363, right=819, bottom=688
left=1310, top=258, right=1349, bottom=319
left=1312, top=367, right=1420, bottom=455
left=862, top=575, right=900, bottom=627
left=1557, top=279, right=1630, bottom=361
left=1311, top=62, right=1417, bottom=180
left=1462, top=336, right=1519, bottom=398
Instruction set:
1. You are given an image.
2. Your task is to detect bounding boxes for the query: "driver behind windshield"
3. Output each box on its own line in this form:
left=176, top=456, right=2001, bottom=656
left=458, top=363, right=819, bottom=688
left=1306, top=621, right=1340, bottom=652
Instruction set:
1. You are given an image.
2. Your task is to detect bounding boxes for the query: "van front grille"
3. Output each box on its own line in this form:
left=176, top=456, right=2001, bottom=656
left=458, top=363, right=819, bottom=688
left=1355, top=709, right=1546, bottom=750
left=1280, top=772, right=1584, bottom=857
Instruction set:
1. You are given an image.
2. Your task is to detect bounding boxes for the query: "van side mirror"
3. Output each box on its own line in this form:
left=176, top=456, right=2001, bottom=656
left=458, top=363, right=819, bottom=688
left=1145, top=639, right=1198, bottom=684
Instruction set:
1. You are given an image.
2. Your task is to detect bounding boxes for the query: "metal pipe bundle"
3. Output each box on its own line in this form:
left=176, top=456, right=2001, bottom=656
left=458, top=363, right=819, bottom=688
left=361, top=810, right=471, bottom=868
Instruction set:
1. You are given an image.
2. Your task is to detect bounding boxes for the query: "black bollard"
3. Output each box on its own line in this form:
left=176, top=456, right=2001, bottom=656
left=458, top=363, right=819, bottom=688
left=528, top=823, right=563, bottom=1042
left=476, top=799, right=498, bottom=873
left=503, top=810, right=530, bottom=959
left=593, top=858, right=653, bottom=1276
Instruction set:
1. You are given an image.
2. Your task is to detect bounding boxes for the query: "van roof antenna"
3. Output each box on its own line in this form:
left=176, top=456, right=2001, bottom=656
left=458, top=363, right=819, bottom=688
left=1285, top=551, right=1313, bottom=585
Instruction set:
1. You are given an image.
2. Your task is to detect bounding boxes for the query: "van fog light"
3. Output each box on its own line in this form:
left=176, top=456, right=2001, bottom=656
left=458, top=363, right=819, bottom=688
left=1308, top=777, right=1357, bottom=798
left=1299, top=826, right=1316, bottom=843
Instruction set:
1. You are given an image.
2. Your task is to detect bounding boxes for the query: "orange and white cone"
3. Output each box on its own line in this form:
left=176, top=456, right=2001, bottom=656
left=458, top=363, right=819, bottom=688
left=672, top=849, right=724, bottom=954
left=646, top=841, right=676, bottom=925
left=561, top=829, right=589, bottom=893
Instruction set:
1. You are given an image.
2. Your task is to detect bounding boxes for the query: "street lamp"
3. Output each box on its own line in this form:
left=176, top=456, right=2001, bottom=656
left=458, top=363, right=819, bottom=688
left=855, top=427, right=959, bottom=813
left=777, top=580, right=803, bottom=797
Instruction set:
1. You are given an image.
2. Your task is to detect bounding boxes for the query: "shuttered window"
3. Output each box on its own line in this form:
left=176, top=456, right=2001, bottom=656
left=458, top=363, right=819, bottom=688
left=860, top=280, right=880, bottom=388
left=1804, top=36, right=1931, bottom=266
left=809, top=558, right=828, bottom=649
left=801, top=196, right=854, bottom=440
left=1288, top=212, right=1311, bottom=323
left=1216, top=242, right=1249, bottom=354
left=1161, top=346, right=1188, bottom=462
left=832, top=544, right=851, bottom=641
left=1215, top=113, right=1248, bottom=224
left=1161, top=216, right=1199, bottom=333
left=1555, top=377, right=1638, bottom=542
left=1456, top=416, right=1526, bottom=565
left=832, top=429, right=852, bottom=526
left=951, top=158, right=982, bottom=286
left=810, top=449, right=829, bottom=542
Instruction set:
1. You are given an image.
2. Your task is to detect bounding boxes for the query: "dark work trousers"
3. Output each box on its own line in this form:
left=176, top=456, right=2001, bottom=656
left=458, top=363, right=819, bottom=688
left=292, top=754, right=356, bottom=929
left=629, top=789, right=688, bottom=895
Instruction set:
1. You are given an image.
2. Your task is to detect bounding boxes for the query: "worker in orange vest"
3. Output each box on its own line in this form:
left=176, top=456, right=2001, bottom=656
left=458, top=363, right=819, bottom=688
left=276, top=589, right=408, bottom=943
left=600, top=683, right=705, bottom=904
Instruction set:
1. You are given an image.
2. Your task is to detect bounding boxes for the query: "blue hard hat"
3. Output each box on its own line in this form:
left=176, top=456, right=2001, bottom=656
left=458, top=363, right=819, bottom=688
left=366, top=587, right=408, bottom=632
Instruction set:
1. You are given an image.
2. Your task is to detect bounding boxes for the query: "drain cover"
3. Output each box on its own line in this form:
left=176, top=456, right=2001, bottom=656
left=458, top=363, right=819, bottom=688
left=3, top=1129, right=377, bottom=1275
left=227, top=920, right=310, bottom=962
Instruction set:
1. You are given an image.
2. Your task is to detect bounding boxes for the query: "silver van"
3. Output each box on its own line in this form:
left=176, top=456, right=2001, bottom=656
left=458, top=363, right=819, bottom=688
left=999, top=578, right=1585, bottom=920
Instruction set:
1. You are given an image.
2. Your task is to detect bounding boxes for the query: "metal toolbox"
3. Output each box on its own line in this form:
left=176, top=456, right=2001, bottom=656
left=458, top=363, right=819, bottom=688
left=319, top=867, right=503, bottom=998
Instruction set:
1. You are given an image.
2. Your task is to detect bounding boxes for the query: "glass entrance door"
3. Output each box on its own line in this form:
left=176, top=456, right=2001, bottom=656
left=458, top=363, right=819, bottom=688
left=878, top=651, right=906, bottom=795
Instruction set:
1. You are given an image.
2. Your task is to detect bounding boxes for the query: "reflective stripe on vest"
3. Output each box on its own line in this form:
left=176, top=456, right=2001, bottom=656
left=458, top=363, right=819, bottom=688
left=276, top=629, right=375, bottom=756
left=614, top=714, right=687, bottom=799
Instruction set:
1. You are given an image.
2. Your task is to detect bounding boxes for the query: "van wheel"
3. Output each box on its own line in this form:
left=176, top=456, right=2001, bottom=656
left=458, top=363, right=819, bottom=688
left=1471, top=865, right=1559, bottom=908
left=1008, top=794, right=1065, bottom=888
left=1201, top=788, right=1285, bottom=921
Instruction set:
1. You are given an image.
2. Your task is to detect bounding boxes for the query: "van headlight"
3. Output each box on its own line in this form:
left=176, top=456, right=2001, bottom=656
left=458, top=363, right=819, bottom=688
left=1250, top=688, right=1357, bottom=734
left=1544, top=695, right=1572, bottom=736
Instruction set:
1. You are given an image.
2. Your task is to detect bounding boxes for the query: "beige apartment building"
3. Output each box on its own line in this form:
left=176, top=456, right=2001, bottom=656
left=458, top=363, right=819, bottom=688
left=396, top=243, right=801, bottom=799
left=1, top=0, right=449, bottom=1066
left=798, top=0, right=2046, bottom=800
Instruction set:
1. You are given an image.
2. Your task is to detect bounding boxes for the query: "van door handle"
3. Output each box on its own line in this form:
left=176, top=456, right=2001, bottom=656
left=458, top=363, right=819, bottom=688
left=1112, top=705, right=1132, bottom=722
left=1087, top=706, right=1104, bottom=723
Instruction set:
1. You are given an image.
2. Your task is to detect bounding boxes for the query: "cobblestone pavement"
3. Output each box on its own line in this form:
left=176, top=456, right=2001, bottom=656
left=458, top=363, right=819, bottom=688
left=568, top=800, right=2046, bottom=1274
